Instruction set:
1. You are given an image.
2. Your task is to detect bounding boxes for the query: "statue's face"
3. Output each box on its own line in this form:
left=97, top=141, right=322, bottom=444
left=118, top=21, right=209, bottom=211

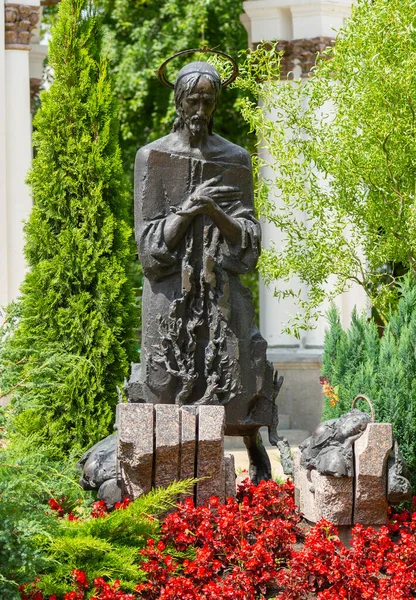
left=180, top=76, right=217, bottom=137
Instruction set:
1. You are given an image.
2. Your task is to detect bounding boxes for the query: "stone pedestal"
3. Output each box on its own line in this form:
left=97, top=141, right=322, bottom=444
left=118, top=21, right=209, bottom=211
left=294, top=422, right=394, bottom=530
left=117, top=403, right=154, bottom=498
left=180, top=406, right=197, bottom=480
left=117, top=404, right=229, bottom=505
left=312, top=469, right=353, bottom=525
left=224, top=452, right=237, bottom=499
left=196, top=406, right=225, bottom=505
left=154, top=405, right=180, bottom=488
left=353, top=423, right=393, bottom=525
left=293, top=448, right=317, bottom=522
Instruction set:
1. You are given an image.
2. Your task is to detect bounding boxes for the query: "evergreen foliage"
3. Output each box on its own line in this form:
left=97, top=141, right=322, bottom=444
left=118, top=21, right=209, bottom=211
left=0, top=436, right=92, bottom=598
left=36, top=481, right=195, bottom=596
left=322, top=276, right=416, bottom=487
left=0, top=0, right=136, bottom=456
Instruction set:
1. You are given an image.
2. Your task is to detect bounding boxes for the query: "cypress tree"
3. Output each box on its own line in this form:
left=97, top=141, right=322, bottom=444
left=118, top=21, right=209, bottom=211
left=322, top=306, right=379, bottom=420
left=1, top=0, right=135, bottom=456
left=321, top=277, right=416, bottom=488
left=378, top=278, right=416, bottom=483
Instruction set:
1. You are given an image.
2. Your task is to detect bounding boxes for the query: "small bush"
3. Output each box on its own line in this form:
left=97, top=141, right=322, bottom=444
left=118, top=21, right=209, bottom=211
left=322, top=275, right=416, bottom=488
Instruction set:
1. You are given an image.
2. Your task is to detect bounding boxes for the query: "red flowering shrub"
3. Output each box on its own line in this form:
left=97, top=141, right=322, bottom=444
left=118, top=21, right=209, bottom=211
left=19, top=480, right=416, bottom=600
left=136, top=479, right=302, bottom=599
left=276, top=516, right=416, bottom=599
left=47, top=495, right=131, bottom=521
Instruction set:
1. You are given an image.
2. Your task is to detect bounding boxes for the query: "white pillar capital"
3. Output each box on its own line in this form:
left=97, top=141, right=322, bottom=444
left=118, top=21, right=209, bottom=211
left=242, top=0, right=352, bottom=44
left=290, top=2, right=351, bottom=39
left=242, top=1, right=293, bottom=45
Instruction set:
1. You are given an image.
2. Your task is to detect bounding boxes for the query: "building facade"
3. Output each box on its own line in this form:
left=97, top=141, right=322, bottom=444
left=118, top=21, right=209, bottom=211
left=1, top=0, right=46, bottom=308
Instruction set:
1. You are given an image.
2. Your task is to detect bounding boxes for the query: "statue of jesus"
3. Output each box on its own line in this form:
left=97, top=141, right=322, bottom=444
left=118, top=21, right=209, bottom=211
left=134, top=59, right=287, bottom=483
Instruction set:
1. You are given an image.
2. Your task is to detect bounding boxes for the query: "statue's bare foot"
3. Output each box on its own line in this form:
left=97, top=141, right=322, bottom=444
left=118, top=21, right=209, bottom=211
left=243, top=431, right=272, bottom=485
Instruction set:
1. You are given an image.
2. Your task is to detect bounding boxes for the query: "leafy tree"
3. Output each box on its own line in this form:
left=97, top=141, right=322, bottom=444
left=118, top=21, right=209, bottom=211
left=0, top=0, right=136, bottom=456
left=97, top=0, right=252, bottom=176
left=236, top=0, right=416, bottom=334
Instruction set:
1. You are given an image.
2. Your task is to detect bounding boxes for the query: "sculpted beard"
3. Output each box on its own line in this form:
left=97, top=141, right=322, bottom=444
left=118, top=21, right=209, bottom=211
left=186, top=114, right=208, bottom=136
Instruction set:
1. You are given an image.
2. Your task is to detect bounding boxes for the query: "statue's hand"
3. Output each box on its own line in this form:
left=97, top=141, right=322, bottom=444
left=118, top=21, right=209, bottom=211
left=177, top=176, right=243, bottom=217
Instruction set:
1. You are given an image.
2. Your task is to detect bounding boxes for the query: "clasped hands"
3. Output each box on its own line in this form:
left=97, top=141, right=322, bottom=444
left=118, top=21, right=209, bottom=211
left=176, top=175, right=242, bottom=219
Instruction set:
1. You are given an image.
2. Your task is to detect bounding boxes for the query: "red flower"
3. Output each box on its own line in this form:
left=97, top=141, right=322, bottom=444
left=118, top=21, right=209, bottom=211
left=114, top=496, right=131, bottom=510
left=48, top=498, right=64, bottom=517
left=91, top=500, right=108, bottom=518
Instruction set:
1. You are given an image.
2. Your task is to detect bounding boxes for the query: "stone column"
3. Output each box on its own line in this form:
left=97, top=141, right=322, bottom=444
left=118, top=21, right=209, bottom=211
left=29, top=5, right=47, bottom=113
left=3, top=1, right=41, bottom=305
left=0, top=3, right=8, bottom=305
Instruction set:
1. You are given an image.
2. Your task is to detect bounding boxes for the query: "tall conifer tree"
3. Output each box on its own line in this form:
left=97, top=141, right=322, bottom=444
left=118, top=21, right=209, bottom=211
left=2, top=0, right=135, bottom=455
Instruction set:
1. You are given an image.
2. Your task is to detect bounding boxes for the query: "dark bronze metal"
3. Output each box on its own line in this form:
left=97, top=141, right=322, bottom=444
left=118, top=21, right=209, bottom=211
left=157, top=46, right=239, bottom=89
left=351, top=394, right=375, bottom=421
left=132, top=60, right=292, bottom=483
left=300, top=410, right=373, bottom=477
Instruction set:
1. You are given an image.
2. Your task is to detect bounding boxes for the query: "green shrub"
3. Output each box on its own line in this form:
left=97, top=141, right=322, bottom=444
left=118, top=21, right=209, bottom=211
left=322, top=275, right=416, bottom=487
left=35, top=480, right=194, bottom=596
left=0, top=438, right=92, bottom=599
left=322, top=306, right=380, bottom=420
left=0, top=428, right=194, bottom=599
left=0, top=0, right=136, bottom=457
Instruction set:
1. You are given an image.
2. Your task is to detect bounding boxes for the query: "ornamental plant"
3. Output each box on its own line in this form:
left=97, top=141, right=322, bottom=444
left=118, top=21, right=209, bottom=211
left=235, top=0, right=416, bottom=334
left=0, top=436, right=93, bottom=598
left=19, top=481, right=416, bottom=600
left=322, top=275, right=416, bottom=488
left=0, top=0, right=136, bottom=456
left=32, top=481, right=194, bottom=597
left=21, top=479, right=303, bottom=599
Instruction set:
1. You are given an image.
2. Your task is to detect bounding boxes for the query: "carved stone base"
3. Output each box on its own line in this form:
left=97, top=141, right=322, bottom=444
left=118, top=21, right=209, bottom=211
left=117, top=404, right=232, bottom=505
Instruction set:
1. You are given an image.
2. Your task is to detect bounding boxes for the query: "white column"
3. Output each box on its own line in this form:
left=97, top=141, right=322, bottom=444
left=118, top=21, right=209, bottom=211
left=0, top=3, right=7, bottom=307
left=3, top=1, right=41, bottom=303
left=290, top=1, right=351, bottom=39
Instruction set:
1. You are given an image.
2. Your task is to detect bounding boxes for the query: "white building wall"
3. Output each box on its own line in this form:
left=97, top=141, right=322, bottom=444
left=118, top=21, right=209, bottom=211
left=0, top=4, right=8, bottom=305
left=1, top=1, right=45, bottom=307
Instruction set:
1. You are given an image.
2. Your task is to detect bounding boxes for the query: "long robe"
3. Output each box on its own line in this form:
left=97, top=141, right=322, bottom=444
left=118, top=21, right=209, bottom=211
left=134, top=132, right=276, bottom=435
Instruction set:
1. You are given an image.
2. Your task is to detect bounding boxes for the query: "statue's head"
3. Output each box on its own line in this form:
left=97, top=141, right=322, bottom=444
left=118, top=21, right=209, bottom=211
left=173, top=61, right=221, bottom=136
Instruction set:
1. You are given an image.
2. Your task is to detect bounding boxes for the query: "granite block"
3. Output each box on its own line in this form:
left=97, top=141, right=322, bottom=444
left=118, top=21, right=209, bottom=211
left=293, top=447, right=317, bottom=523
left=117, top=403, right=154, bottom=500
left=224, top=452, right=236, bottom=499
left=312, top=469, right=353, bottom=525
left=180, top=406, right=197, bottom=481
left=354, top=422, right=393, bottom=525
left=196, top=406, right=225, bottom=505
left=155, top=405, right=180, bottom=488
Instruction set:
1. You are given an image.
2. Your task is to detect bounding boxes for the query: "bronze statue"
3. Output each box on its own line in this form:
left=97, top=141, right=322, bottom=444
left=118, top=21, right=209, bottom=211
left=133, top=56, right=289, bottom=483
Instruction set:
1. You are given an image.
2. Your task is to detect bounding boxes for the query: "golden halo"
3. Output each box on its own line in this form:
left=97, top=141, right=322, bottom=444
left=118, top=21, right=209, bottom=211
left=157, top=46, right=239, bottom=89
